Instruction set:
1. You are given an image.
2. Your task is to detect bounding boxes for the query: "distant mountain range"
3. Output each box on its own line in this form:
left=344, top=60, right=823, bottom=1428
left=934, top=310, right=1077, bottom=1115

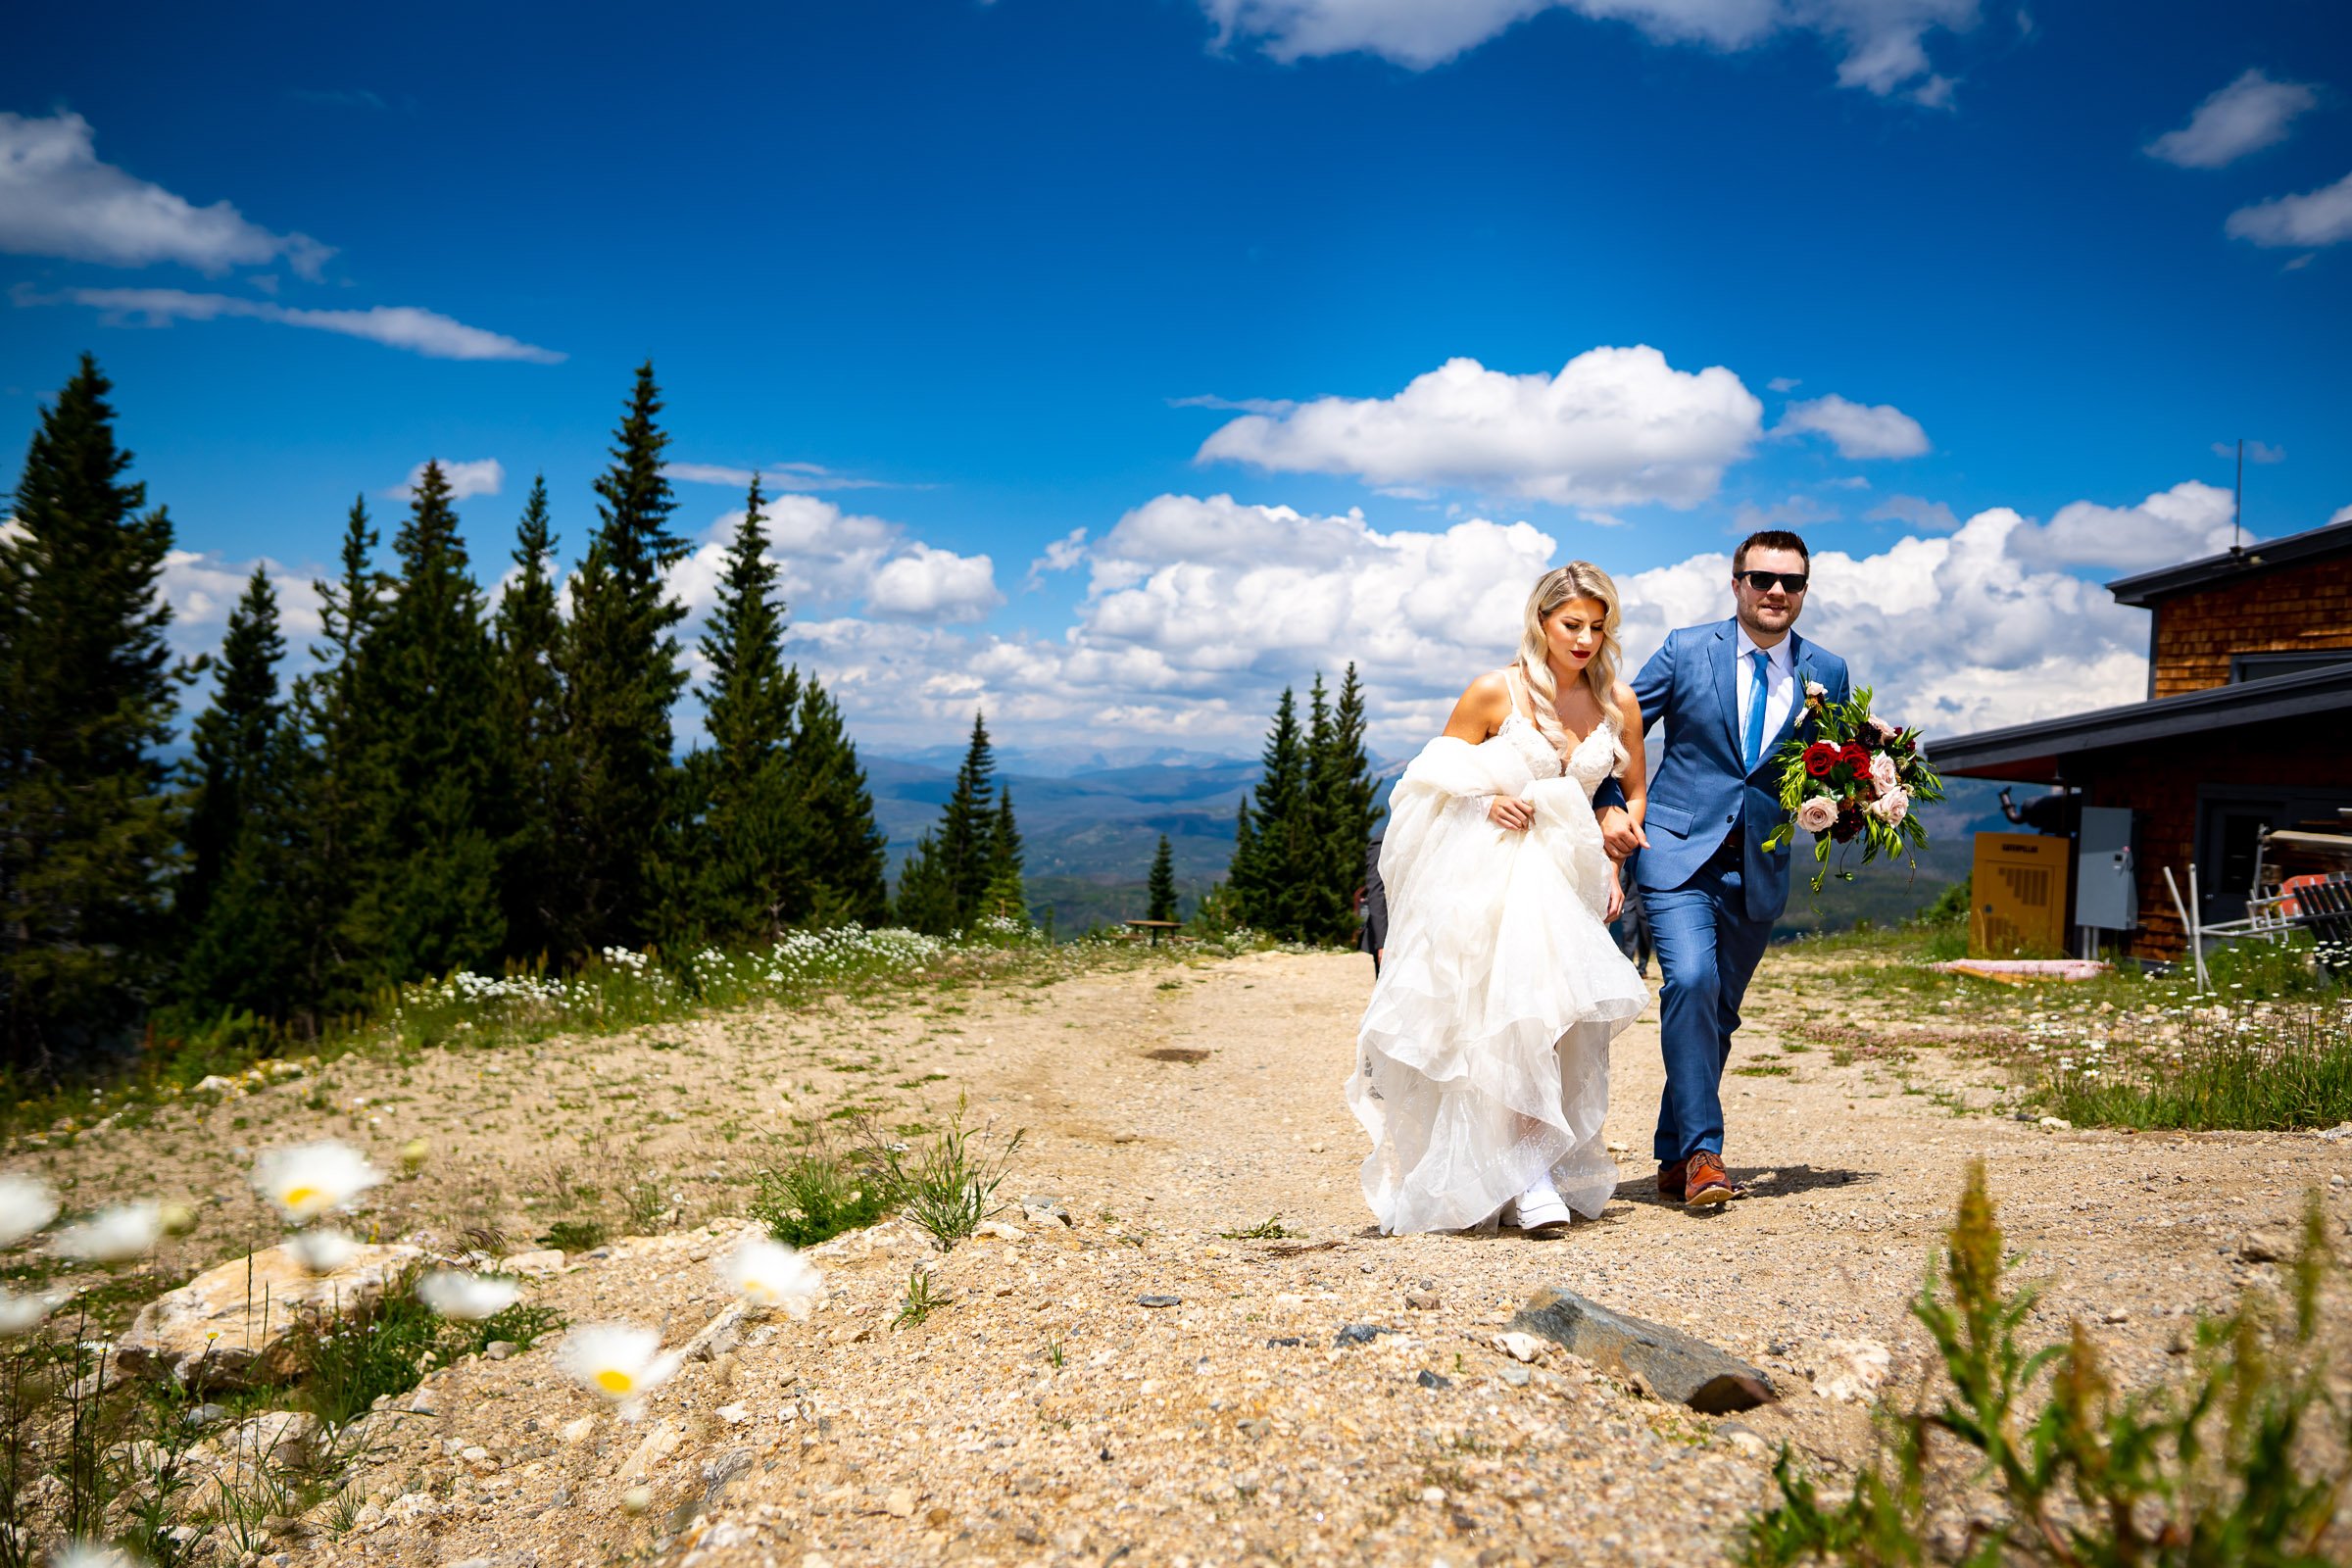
left=864, top=745, right=2012, bottom=939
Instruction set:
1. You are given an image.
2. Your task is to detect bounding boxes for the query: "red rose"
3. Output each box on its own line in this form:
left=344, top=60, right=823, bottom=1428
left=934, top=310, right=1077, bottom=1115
left=1803, top=742, right=1839, bottom=778
left=1840, top=743, right=1870, bottom=769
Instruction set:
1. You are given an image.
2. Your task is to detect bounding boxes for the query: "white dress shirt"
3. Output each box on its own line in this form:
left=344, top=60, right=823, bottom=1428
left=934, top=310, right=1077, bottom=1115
left=1736, top=626, right=1795, bottom=762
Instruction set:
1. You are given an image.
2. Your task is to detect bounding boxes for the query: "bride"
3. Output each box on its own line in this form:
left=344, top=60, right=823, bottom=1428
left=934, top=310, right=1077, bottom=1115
left=1349, top=563, right=1648, bottom=1237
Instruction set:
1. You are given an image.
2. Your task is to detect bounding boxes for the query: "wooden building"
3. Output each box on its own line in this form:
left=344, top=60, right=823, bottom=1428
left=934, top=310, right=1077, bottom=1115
left=1930, top=514, right=2352, bottom=960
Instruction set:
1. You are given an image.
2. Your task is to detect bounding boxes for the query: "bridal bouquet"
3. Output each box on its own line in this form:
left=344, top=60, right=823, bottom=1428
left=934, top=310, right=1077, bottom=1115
left=1758, top=683, right=1945, bottom=894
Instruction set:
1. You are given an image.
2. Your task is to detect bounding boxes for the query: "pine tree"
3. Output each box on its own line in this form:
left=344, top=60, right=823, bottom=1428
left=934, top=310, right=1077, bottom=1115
left=180, top=568, right=285, bottom=943
left=492, top=475, right=565, bottom=963
left=1146, top=835, right=1177, bottom=923
left=680, top=476, right=801, bottom=943
left=344, top=460, right=505, bottom=984
left=553, top=363, right=688, bottom=956
left=0, top=355, right=181, bottom=1070
left=1307, top=662, right=1381, bottom=946
left=787, top=677, right=888, bottom=926
left=274, top=499, right=391, bottom=1020
left=895, top=710, right=1000, bottom=935
left=1228, top=686, right=1310, bottom=939
left=980, top=787, right=1028, bottom=924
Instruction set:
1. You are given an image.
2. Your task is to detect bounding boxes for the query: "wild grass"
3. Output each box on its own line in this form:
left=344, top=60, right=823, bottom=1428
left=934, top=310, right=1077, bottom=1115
left=1219, top=1216, right=1301, bottom=1240
left=894, top=1265, right=950, bottom=1329
left=749, top=1142, right=895, bottom=1250
left=863, top=1096, right=1025, bottom=1252
left=1743, top=1162, right=2351, bottom=1566
left=4, top=920, right=1207, bottom=1147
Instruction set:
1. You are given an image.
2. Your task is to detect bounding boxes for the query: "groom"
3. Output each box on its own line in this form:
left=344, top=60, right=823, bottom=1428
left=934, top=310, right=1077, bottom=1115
left=1596, top=530, right=1849, bottom=1208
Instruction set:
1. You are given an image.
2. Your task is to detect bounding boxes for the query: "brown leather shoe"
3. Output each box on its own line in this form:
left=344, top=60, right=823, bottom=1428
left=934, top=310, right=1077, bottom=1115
left=1657, top=1159, right=1687, bottom=1196
left=1684, top=1151, right=1734, bottom=1207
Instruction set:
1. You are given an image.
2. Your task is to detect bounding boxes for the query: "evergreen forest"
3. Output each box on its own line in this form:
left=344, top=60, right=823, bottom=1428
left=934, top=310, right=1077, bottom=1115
left=0, top=356, right=914, bottom=1079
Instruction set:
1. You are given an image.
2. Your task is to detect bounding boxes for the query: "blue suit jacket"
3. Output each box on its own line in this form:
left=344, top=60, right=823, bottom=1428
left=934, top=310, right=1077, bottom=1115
left=1607, top=620, right=1850, bottom=924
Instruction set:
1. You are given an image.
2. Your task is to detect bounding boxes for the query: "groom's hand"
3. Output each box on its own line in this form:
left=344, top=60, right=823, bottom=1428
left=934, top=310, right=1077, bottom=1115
left=1597, top=805, right=1648, bottom=858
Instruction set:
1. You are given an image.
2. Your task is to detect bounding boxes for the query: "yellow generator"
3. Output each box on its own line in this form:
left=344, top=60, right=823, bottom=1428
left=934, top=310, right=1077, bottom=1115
left=1971, top=833, right=2072, bottom=956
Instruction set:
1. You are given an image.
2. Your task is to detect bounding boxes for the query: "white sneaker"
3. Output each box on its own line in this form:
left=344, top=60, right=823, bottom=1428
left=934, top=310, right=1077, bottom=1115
left=1513, top=1177, right=1573, bottom=1237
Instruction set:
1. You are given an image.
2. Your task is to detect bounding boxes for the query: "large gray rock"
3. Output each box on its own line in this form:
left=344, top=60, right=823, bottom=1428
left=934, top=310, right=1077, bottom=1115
left=116, top=1242, right=422, bottom=1390
left=1511, top=1286, right=1777, bottom=1414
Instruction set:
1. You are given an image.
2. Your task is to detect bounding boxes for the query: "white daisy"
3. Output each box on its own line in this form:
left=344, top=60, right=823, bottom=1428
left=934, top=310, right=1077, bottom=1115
left=0, top=1173, right=59, bottom=1249
left=719, top=1236, right=826, bottom=1319
left=416, top=1269, right=520, bottom=1321
left=0, top=1284, right=60, bottom=1336
left=559, top=1323, right=681, bottom=1404
left=252, top=1141, right=382, bottom=1223
left=286, top=1228, right=359, bottom=1274
left=49, top=1201, right=163, bottom=1262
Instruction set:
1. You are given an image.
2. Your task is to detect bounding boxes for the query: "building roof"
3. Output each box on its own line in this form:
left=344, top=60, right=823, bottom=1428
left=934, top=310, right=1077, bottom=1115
left=2106, top=515, right=2352, bottom=607
left=1927, top=662, right=2352, bottom=783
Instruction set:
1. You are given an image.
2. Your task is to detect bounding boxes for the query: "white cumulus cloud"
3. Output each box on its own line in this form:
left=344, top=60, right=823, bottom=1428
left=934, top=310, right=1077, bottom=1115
left=389, top=459, right=504, bottom=502
left=866, top=542, right=1004, bottom=622
left=2003, top=480, right=2236, bottom=571
left=16, top=286, right=564, bottom=363
left=0, top=111, right=332, bottom=277
left=1775, top=393, right=1930, bottom=459
left=1867, top=494, right=1960, bottom=532
left=1194, top=346, right=1762, bottom=509
left=2227, top=171, right=2352, bottom=249
left=1196, top=0, right=1979, bottom=100
left=2146, top=69, right=2318, bottom=169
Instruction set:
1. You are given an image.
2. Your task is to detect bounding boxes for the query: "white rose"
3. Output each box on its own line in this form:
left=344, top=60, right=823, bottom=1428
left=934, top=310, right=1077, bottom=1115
left=1869, top=753, right=1899, bottom=790
left=1868, top=714, right=1898, bottom=742
left=1803, top=679, right=1827, bottom=700
left=1794, top=796, right=1838, bottom=835
left=1868, top=787, right=1909, bottom=826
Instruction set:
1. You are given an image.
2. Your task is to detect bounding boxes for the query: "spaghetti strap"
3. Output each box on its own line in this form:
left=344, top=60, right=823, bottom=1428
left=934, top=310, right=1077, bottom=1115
left=1502, top=665, right=1536, bottom=725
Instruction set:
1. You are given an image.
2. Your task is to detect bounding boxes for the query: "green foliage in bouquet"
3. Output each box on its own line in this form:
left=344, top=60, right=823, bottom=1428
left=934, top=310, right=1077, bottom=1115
left=1758, top=685, right=1945, bottom=894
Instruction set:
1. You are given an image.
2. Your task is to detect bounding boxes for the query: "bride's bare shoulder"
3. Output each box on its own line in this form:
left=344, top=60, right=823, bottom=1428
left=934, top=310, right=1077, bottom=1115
left=1442, top=669, right=1515, bottom=741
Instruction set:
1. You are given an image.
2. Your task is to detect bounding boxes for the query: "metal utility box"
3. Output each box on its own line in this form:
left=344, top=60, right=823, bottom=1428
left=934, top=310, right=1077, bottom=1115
left=1971, top=833, right=2072, bottom=956
left=2075, top=807, right=2136, bottom=931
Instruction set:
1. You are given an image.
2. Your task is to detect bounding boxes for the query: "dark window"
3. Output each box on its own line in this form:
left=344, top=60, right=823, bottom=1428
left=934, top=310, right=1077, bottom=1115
left=2230, top=650, right=2352, bottom=683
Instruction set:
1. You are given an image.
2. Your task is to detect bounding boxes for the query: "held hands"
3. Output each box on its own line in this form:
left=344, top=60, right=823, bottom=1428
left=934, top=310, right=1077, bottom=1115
left=1596, top=804, right=1649, bottom=858
left=1485, top=796, right=1535, bottom=833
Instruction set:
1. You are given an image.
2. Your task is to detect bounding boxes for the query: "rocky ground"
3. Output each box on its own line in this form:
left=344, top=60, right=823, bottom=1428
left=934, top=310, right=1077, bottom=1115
left=10, top=941, right=2352, bottom=1568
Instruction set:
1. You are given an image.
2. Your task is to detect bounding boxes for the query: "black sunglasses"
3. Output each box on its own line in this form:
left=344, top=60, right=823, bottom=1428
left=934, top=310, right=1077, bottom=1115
left=1736, top=570, right=1808, bottom=593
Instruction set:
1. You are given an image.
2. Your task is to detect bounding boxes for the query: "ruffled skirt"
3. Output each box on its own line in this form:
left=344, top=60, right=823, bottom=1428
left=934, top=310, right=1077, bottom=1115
left=1349, top=770, right=1645, bottom=1234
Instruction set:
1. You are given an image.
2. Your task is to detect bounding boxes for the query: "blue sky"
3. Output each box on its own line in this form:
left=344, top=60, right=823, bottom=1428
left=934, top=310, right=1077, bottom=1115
left=5, top=1, right=2348, bottom=754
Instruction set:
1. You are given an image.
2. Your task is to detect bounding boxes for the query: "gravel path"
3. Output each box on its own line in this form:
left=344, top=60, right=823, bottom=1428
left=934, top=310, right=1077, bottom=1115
left=14, top=946, right=2352, bottom=1567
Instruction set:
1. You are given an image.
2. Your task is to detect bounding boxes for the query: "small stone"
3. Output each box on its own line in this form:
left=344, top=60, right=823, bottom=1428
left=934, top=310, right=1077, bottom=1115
left=484, top=1341, right=516, bottom=1361
left=2100, top=1309, right=2130, bottom=1325
left=885, top=1487, right=916, bottom=1517
left=1419, top=1486, right=1446, bottom=1504
left=1138, top=1295, right=1181, bottom=1309
left=620, top=1486, right=653, bottom=1515
left=1404, top=1290, right=1441, bottom=1310
left=1415, top=1369, right=1452, bottom=1391
left=1812, top=1339, right=1892, bottom=1403
left=1499, top=1364, right=1532, bottom=1388
left=715, top=1402, right=752, bottom=1426
left=2240, top=1232, right=2290, bottom=1264
left=1719, top=1424, right=1771, bottom=1458
left=445, top=1559, right=493, bottom=1568
left=1111, top=1131, right=1141, bottom=1145
left=976, top=1220, right=1025, bottom=1242
left=1493, top=1332, right=1547, bottom=1363
left=926, top=1505, right=952, bottom=1526
left=2037, top=1115, right=2073, bottom=1131
left=559, top=1416, right=594, bottom=1445
left=1333, top=1323, right=1391, bottom=1347
left=499, top=1249, right=566, bottom=1276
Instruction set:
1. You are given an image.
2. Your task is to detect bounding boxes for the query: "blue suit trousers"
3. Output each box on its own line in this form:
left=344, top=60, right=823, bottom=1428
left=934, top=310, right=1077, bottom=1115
left=1647, top=857, right=1774, bottom=1162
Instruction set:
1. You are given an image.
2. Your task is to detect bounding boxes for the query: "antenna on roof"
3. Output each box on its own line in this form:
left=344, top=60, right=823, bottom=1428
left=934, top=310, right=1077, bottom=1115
left=2233, top=438, right=2244, bottom=554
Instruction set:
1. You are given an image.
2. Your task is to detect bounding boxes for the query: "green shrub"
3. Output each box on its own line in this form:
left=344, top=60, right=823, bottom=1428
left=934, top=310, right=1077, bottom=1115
left=1743, top=1163, right=2352, bottom=1567
left=863, top=1095, right=1023, bottom=1252
left=749, top=1147, right=893, bottom=1249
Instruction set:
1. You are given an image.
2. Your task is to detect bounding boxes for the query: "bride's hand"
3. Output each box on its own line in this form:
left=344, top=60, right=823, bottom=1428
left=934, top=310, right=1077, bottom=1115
left=1485, top=796, right=1534, bottom=832
left=1604, top=869, right=1624, bottom=923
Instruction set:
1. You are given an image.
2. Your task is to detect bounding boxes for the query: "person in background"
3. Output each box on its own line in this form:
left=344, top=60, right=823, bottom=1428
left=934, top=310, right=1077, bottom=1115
left=1611, top=851, right=1653, bottom=979
left=1357, top=830, right=1389, bottom=974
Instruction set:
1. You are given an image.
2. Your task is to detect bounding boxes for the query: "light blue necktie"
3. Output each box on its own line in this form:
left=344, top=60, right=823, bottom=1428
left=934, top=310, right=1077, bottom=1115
left=1742, top=649, right=1770, bottom=771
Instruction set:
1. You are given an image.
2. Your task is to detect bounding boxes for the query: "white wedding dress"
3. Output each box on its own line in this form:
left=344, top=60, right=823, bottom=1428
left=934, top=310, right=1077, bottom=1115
left=1349, top=682, right=1646, bottom=1234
